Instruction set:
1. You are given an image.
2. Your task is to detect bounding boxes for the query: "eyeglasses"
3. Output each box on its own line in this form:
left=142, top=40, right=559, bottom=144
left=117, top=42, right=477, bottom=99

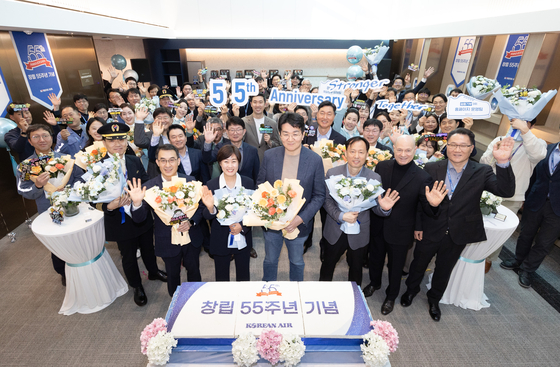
left=447, top=144, right=472, bottom=151
left=228, top=128, right=244, bottom=134
left=281, top=132, right=302, bottom=140
left=30, top=134, right=52, bottom=141
left=158, top=158, right=178, bottom=165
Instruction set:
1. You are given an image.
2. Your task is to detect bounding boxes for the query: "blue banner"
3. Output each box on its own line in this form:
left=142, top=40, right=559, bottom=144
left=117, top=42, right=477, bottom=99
left=495, top=34, right=529, bottom=88
left=10, top=31, right=62, bottom=109
left=450, top=37, right=475, bottom=87
left=0, top=66, right=12, bottom=117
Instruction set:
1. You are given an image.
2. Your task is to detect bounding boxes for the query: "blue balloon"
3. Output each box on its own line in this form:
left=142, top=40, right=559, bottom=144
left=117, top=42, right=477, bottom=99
left=346, top=65, right=364, bottom=82
left=347, top=46, right=363, bottom=64
left=0, top=118, right=17, bottom=149
left=111, top=54, right=127, bottom=71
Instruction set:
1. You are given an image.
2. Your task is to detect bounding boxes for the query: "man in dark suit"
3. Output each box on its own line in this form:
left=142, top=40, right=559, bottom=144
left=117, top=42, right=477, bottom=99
left=362, top=118, right=393, bottom=156
left=501, top=142, right=560, bottom=288
left=257, top=112, right=326, bottom=281
left=401, top=128, right=515, bottom=321
left=95, top=123, right=167, bottom=307
left=243, top=94, right=281, bottom=162
left=365, top=135, right=448, bottom=315
left=303, top=100, right=347, bottom=146
left=129, top=144, right=203, bottom=297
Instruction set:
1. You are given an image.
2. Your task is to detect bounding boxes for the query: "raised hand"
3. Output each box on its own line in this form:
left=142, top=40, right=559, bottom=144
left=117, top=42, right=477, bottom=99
left=138, top=82, right=148, bottom=96
left=135, top=106, right=149, bottom=121
left=176, top=86, right=182, bottom=98
left=378, top=188, right=400, bottom=211
left=200, top=186, right=214, bottom=210
left=232, top=103, right=240, bottom=117
left=310, top=103, right=318, bottom=118
left=287, top=102, right=297, bottom=113
left=389, top=127, right=403, bottom=144
left=261, top=69, right=269, bottom=79
left=351, top=89, right=360, bottom=99
left=425, top=180, right=448, bottom=207
left=462, top=117, right=474, bottom=130
left=185, top=114, right=195, bottom=133
left=203, top=124, right=216, bottom=144
left=48, top=93, right=61, bottom=111
left=43, top=111, right=56, bottom=126
left=88, top=111, right=95, bottom=119
left=107, top=66, right=119, bottom=80
left=493, top=136, right=514, bottom=164
left=125, top=177, right=146, bottom=206
left=152, top=120, right=165, bottom=137
left=424, top=66, right=435, bottom=79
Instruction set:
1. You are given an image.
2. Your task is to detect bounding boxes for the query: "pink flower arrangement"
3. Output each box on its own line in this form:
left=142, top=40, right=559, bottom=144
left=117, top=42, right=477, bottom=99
left=370, top=320, right=399, bottom=353
left=256, top=329, right=283, bottom=364
left=141, top=318, right=168, bottom=355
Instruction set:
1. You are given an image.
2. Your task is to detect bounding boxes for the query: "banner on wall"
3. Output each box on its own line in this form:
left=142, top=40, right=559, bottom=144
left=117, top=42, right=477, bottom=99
left=0, top=66, right=12, bottom=117
left=450, top=36, right=476, bottom=87
left=495, top=34, right=529, bottom=88
left=10, top=31, right=63, bottom=109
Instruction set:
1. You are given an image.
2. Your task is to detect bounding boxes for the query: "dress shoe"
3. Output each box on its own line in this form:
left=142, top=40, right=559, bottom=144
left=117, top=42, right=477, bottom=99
left=485, top=260, right=492, bottom=274
left=400, top=292, right=416, bottom=307
left=133, top=286, right=148, bottom=306
left=61, top=275, right=66, bottom=287
left=381, top=299, right=395, bottom=315
left=250, top=248, right=258, bottom=259
left=518, top=270, right=532, bottom=288
left=362, top=283, right=381, bottom=297
left=500, top=259, right=521, bottom=270
left=428, top=300, right=441, bottom=321
left=148, top=270, right=168, bottom=282
left=303, top=241, right=312, bottom=254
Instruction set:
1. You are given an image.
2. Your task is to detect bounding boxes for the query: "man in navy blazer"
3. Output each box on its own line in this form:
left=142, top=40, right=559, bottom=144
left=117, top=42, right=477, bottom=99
left=130, top=144, right=203, bottom=297
left=257, top=112, right=326, bottom=281
left=302, top=100, right=347, bottom=146
left=501, top=142, right=560, bottom=288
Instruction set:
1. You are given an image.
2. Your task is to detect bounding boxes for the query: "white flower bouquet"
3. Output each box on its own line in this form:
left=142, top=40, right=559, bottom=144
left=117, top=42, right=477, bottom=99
left=364, top=42, right=390, bottom=75
left=278, top=333, right=306, bottom=367
left=466, top=75, right=501, bottom=100
left=135, top=97, right=158, bottom=114
left=480, top=190, right=502, bottom=216
left=361, top=330, right=390, bottom=367
left=326, top=174, right=384, bottom=234
left=47, top=185, right=80, bottom=223
left=69, top=153, right=126, bottom=203
left=213, top=187, right=254, bottom=250
left=146, top=330, right=177, bottom=366
left=231, top=333, right=259, bottom=367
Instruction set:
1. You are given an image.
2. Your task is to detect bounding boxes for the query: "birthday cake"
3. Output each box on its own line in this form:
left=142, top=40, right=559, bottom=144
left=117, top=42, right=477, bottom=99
left=165, top=281, right=373, bottom=364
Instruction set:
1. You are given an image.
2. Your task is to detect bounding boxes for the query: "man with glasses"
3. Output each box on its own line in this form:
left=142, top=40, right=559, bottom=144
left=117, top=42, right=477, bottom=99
left=72, top=94, right=89, bottom=125
left=257, top=112, right=326, bottom=281
left=17, top=124, right=83, bottom=286
left=362, top=119, right=393, bottom=155
left=54, top=106, right=89, bottom=157
left=400, top=128, right=515, bottom=321
left=300, top=79, right=312, bottom=93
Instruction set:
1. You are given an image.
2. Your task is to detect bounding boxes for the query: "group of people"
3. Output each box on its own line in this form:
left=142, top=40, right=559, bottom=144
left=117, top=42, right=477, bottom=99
left=4, top=67, right=558, bottom=323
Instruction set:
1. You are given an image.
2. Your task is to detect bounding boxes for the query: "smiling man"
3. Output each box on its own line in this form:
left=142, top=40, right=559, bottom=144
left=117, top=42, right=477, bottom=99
left=242, top=94, right=281, bottom=162
left=303, top=100, right=346, bottom=146
left=54, top=106, right=88, bottom=156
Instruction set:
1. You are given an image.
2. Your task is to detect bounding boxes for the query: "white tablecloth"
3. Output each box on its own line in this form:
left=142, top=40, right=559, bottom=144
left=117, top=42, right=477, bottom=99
left=32, top=203, right=128, bottom=315
left=432, top=205, right=519, bottom=310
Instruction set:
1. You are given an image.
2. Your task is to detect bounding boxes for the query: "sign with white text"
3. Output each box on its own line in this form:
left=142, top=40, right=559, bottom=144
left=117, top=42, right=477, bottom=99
left=375, top=99, right=430, bottom=113
left=320, top=78, right=390, bottom=93
left=450, top=36, right=476, bottom=87
left=268, top=88, right=347, bottom=110
left=446, top=94, right=491, bottom=119
left=209, top=78, right=259, bottom=108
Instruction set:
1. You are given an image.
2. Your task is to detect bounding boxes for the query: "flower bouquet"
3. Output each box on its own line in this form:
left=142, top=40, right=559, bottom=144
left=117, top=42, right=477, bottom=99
left=232, top=333, right=259, bottom=367
left=493, top=85, right=557, bottom=139
left=135, top=97, right=158, bottom=114
left=126, top=129, right=143, bottom=158
left=74, top=141, right=107, bottom=170
left=232, top=329, right=306, bottom=367
left=143, top=176, right=202, bottom=245
left=140, top=318, right=177, bottom=367
left=243, top=179, right=306, bottom=240
left=361, top=320, right=399, bottom=367
left=18, top=152, right=75, bottom=194
left=480, top=190, right=502, bottom=216
left=213, top=187, right=254, bottom=249
left=47, top=186, right=80, bottom=223
left=364, top=42, right=390, bottom=75
left=413, top=151, right=445, bottom=169
left=310, top=139, right=347, bottom=173
left=326, top=174, right=384, bottom=234
left=69, top=153, right=127, bottom=203
left=466, top=76, right=501, bottom=100
left=365, top=147, right=392, bottom=171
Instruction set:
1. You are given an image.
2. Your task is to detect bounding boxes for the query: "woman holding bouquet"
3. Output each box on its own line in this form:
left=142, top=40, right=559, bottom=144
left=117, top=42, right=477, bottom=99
left=200, top=145, right=255, bottom=281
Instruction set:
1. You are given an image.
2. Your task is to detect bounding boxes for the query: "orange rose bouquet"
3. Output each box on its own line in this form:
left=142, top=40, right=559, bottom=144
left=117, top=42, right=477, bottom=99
left=74, top=141, right=107, bottom=170
left=310, top=140, right=347, bottom=173
left=243, top=178, right=306, bottom=240
left=18, top=152, right=75, bottom=194
left=365, top=147, right=392, bottom=170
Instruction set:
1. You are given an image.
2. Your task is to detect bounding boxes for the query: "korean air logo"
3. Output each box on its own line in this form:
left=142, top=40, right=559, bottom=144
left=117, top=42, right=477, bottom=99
left=24, top=45, right=52, bottom=70
left=458, top=38, right=474, bottom=56
left=505, top=36, right=528, bottom=59
left=256, top=283, right=282, bottom=297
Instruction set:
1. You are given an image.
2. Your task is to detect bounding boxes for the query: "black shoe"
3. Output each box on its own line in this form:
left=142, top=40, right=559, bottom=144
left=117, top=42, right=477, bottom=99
left=303, top=242, right=312, bottom=254
left=133, top=285, right=147, bottom=306
left=148, top=270, right=168, bottom=282
left=362, top=283, right=381, bottom=298
left=428, top=300, right=441, bottom=321
left=518, top=270, right=532, bottom=288
left=250, top=248, right=258, bottom=259
left=61, top=275, right=66, bottom=287
left=381, top=299, right=394, bottom=315
left=500, top=259, right=521, bottom=270
left=400, top=292, right=416, bottom=307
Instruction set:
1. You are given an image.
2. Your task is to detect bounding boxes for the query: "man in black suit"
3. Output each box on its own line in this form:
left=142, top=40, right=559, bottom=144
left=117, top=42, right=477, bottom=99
left=365, top=135, right=448, bottom=315
left=362, top=119, right=393, bottom=156
left=303, top=100, right=347, bottom=146
left=95, top=123, right=167, bottom=307
left=401, top=128, right=515, bottom=321
left=129, top=144, right=204, bottom=297
left=501, top=142, right=560, bottom=288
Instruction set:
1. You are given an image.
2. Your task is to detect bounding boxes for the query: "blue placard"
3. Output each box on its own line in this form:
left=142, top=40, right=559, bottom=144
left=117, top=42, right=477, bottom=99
left=450, top=37, right=476, bottom=87
left=10, top=31, right=63, bottom=109
left=495, top=34, right=529, bottom=88
left=0, top=66, right=12, bottom=117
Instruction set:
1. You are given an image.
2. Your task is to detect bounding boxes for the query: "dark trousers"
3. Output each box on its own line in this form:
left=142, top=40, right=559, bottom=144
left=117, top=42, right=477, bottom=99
left=319, top=233, right=368, bottom=286
left=162, top=244, right=201, bottom=297
left=369, top=233, right=411, bottom=301
left=52, top=253, right=65, bottom=276
left=516, top=199, right=560, bottom=273
left=116, top=228, right=158, bottom=288
left=304, top=208, right=327, bottom=253
left=405, top=234, right=465, bottom=303
left=200, top=219, right=211, bottom=250
left=214, top=246, right=251, bottom=282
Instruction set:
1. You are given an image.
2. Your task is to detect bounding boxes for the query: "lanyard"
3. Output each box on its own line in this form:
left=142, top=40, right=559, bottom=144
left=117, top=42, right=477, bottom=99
left=447, top=168, right=459, bottom=197
left=509, top=142, right=523, bottom=161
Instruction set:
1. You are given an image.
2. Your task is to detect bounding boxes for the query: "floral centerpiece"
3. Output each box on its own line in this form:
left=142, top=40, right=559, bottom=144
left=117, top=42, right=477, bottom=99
left=213, top=187, right=254, bottom=249
left=363, top=42, right=390, bottom=75
left=140, top=318, right=177, bottom=367
left=480, top=190, right=502, bottom=216
left=18, top=152, right=75, bottom=194
left=361, top=320, right=399, bottom=367
left=325, top=174, right=384, bottom=234
left=365, top=147, right=392, bottom=170
left=310, top=139, right=347, bottom=173
left=47, top=186, right=80, bottom=223
left=466, top=75, right=501, bottom=100
left=232, top=330, right=305, bottom=367
left=69, top=153, right=126, bottom=203
left=136, top=97, right=158, bottom=114
left=243, top=179, right=306, bottom=240
left=74, top=141, right=107, bottom=170
left=143, top=176, right=202, bottom=245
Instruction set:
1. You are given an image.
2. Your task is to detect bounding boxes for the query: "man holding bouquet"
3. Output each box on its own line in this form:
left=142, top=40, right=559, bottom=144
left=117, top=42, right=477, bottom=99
left=95, top=123, right=167, bottom=307
left=257, top=112, right=326, bottom=281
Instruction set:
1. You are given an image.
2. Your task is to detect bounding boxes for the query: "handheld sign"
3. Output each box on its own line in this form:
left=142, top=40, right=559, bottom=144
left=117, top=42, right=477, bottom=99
left=446, top=94, right=491, bottom=119
left=209, top=78, right=259, bottom=108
